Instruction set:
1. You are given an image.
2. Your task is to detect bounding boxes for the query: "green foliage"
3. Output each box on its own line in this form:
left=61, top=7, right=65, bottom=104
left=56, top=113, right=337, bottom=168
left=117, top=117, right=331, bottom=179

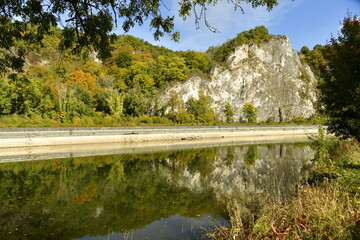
left=0, top=78, right=11, bottom=114
left=61, top=82, right=96, bottom=121
left=166, top=91, right=184, bottom=115
left=242, top=102, right=258, bottom=123
left=301, top=44, right=326, bottom=77
left=154, top=55, right=188, bottom=87
left=319, top=14, right=360, bottom=140
left=312, top=126, right=332, bottom=165
left=114, top=50, right=134, bottom=68
left=0, top=21, right=300, bottom=127
left=243, top=146, right=258, bottom=166
left=122, top=88, right=147, bottom=117
left=8, top=74, right=44, bottom=116
left=300, top=46, right=311, bottom=55
left=179, top=50, right=212, bottom=72
left=0, top=0, right=280, bottom=73
left=223, top=103, right=235, bottom=123
left=186, top=92, right=218, bottom=124
left=208, top=26, right=271, bottom=63
left=168, top=109, right=195, bottom=124
left=289, top=116, right=308, bottom=124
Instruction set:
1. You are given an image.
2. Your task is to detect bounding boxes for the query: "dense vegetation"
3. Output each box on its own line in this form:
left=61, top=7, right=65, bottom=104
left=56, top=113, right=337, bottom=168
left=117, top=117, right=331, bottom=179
left=301, top=14, right=360, bottom=141
left=207, top=25, right=271, bottom=63
left=0, top=25, right=300, bottom=127
left=0, top=0, right=280, bottom=74
left=0, top=28, right=218, bottom=126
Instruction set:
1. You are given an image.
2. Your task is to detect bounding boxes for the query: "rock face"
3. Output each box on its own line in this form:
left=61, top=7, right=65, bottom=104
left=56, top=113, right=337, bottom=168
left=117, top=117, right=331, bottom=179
left=161, top=36, right=318, bottom=122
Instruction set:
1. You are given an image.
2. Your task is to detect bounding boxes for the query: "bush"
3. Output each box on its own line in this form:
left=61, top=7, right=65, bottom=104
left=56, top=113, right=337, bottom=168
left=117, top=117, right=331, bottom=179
left=223, top=103, right=234, bottom=123
left=168, top=109, right=195, bottom=124
left=242, top=102, right=257, bottom=123
left=289, top=116, right=308, bottom=124
left=186, top=92, right=218, bottom=124
left=209, top=26, right=271, bottom=63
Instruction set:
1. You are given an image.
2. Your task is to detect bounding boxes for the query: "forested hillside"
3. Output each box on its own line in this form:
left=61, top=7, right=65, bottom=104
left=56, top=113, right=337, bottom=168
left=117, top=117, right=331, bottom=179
left=0, top=25, right=215, bottom=126
left=0, top=26, right=318, bottom=127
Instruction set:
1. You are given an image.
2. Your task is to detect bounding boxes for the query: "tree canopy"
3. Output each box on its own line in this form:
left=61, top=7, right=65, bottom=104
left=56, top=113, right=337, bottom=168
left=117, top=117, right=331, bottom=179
left=0, top=0, right=280, bottom=73
left=319, top=13, right=360, bottom=140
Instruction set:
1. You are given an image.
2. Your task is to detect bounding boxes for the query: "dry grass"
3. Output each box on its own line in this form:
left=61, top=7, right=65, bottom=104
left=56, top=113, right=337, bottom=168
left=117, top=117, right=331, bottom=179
left=208, top=141, right=360, bottom=240
left=251, top=183, right=359, bottom=239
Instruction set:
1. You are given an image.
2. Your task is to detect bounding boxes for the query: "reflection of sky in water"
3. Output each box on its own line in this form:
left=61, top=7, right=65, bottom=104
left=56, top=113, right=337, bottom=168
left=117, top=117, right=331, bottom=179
left=78, top=214, right=228, bottom=240
left=0, top=142, right=314, bottom=240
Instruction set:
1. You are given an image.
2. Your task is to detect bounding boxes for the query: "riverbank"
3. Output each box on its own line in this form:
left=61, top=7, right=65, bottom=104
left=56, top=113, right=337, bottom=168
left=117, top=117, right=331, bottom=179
left=208, top=139, right=360, bottom=240
left=0, top=125, right=318, bottom=148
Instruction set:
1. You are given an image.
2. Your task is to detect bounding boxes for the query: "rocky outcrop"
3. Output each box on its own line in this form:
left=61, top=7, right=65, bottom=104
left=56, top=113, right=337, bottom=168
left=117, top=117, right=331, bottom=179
left=161, top=36, right=318, bottom=122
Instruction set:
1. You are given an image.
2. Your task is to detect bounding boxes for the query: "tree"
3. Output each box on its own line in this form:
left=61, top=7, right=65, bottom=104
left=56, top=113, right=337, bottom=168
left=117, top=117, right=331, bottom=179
left=186, top=92, right=218, bottom=124
left=180, top=51, right=211, bottom=73
left=242, top=102, right=257, bottom=123
left=319, top=14, right=360, bottom=140
left=67, top=70, right=97, bottom=95
left=223, top=103, right=234, bottom=123
left=301, top=44, right=326, bottom=77
left=8, top=74, right=44, bottom=116
left=208, top=25, right=271, bottom=63
left=167, top=91, right=184, bottom=115
left=0, top=0, right=280, bottom=73
left=0, top=78, right=11, bottom=115
left=122, top=88, right=147, bottom=117
left=154, top=55, right=188, bottom=87
left=300, top=46, right=311, bottom=55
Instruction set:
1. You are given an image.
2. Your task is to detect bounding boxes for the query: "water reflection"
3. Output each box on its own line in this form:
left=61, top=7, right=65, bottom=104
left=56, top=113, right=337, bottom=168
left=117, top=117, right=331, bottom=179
left=0, top=142, right=314, bottom=240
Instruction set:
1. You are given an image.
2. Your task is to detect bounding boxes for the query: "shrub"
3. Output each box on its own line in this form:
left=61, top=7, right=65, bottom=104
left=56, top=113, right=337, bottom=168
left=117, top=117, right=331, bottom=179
left=186, top=92, right=218, bottom=124
left=223, top=103, right=234, bottom=123
left=242, top=102, right=257, bottom=123
left=168, top=109, right=195, bottom=124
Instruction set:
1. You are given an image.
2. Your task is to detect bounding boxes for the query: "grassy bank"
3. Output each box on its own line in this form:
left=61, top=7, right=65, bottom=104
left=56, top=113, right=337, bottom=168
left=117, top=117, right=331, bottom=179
left=0, top=113, right=326, bottom=128
left=209, top=137, right=360, bottom=239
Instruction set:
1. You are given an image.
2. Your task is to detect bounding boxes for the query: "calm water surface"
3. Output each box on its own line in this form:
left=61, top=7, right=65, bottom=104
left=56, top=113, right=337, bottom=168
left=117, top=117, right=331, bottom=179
left=0, top=142, right=315, bottom=240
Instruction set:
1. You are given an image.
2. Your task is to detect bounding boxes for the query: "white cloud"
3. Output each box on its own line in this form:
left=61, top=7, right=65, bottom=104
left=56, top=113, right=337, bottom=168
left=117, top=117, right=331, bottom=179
left=117, top=0, right=304, bottom=51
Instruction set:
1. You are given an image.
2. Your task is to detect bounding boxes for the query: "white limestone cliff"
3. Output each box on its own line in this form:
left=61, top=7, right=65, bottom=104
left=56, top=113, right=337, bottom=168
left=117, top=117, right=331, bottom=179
left=161, top=36, right=317, bottom=122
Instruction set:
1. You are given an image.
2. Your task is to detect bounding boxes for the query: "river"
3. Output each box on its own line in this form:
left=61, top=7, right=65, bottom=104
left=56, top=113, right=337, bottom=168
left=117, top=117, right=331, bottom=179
left=0, top=140, right=315, bottom=239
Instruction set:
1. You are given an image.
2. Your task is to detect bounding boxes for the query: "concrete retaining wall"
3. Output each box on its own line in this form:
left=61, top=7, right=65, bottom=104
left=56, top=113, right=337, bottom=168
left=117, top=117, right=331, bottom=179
left=0, top=126, right=319, bottom=148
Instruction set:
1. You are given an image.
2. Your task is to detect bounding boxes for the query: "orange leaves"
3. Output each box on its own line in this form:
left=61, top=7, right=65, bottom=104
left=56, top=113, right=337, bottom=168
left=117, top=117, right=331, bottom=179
left=67, top=70, right=97, bottom=95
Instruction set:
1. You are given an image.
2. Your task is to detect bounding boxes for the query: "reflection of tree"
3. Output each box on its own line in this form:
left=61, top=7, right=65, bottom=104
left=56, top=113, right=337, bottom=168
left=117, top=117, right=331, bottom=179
left=106, top=161, right=125, bottom=195
left=0, top=143, right=314, bottom=239
left=243, top=146, right=258, bottom=167
left=225, top=147, right=235, bottom=167
left=0, top=149, right=222, bottom=239
left=57, top=161, right=71, bottom=201
left=187, top=148, right=217, bottom=180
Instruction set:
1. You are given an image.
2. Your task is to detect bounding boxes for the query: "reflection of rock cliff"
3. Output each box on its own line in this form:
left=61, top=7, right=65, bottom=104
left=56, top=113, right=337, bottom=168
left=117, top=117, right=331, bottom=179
left=162, top=36, right=317, bottom=122
left=159, top=144, right=315, bottom=201
left=0, top=143, right=315, bottom=239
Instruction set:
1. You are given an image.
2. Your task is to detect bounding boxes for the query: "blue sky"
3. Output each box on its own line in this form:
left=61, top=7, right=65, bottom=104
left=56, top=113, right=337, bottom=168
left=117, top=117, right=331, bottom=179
left=116, top=0, right=360, bottom=52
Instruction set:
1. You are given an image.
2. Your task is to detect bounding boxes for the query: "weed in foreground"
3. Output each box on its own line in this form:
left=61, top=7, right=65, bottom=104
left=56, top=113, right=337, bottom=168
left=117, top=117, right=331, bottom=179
left=252, top=183, right=359, bottom=239
left=207, top=140, right=360, bottom=240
